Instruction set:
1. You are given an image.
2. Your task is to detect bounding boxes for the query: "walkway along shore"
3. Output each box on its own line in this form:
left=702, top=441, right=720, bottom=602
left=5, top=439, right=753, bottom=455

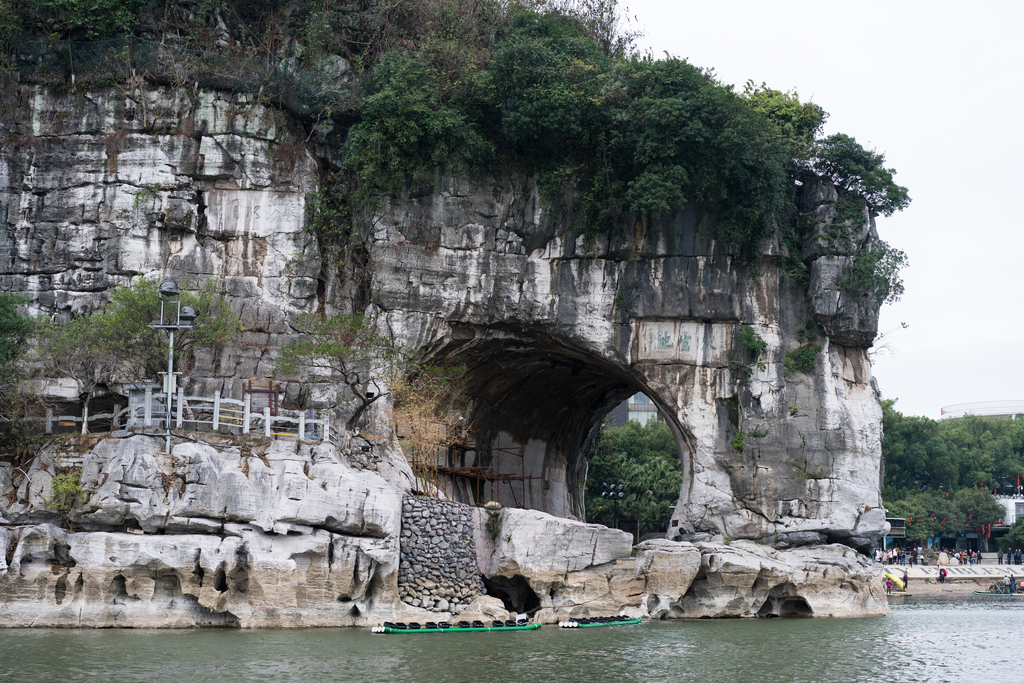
left=897, top=564, right=1024, bottom=579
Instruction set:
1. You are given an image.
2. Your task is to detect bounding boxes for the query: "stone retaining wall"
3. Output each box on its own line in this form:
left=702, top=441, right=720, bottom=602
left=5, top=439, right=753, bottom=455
left=398, top=496, right=485, bottom=612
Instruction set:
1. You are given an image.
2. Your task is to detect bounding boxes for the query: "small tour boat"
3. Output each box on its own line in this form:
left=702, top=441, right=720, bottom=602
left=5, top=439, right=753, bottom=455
left=372, top=620, right=541, bottom=634
left=971, top=590, right=1022, bottom=596
left=558, top=616, right=642, bottom=628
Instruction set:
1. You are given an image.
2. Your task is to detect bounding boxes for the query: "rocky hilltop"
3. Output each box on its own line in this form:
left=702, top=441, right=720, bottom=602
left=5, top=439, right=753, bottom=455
left=0, top=77, right=892, bottom=625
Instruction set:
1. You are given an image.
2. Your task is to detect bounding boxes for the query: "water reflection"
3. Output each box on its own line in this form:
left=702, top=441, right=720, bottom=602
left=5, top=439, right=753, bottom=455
left=1, top=598, right=1022, bottom=683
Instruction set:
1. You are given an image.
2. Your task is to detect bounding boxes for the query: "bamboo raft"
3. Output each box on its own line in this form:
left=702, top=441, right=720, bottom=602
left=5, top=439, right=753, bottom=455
left=372, top=620, right=541, bottom=634
left=559, top=616, right=643, bottom=628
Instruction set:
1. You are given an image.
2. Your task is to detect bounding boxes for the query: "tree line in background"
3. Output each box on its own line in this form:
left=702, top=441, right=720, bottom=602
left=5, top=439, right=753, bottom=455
left=882, top=399, right=1024, bottom=550
left=584, top=418, right=681, bottom=541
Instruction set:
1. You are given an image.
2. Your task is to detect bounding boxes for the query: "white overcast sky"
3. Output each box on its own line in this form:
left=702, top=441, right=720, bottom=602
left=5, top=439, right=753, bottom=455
left=623, top=0, right=1024, bottom=419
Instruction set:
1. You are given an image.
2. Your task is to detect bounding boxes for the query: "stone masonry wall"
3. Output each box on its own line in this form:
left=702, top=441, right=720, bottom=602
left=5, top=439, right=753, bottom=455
left=399, top=496, right=485, bottom=612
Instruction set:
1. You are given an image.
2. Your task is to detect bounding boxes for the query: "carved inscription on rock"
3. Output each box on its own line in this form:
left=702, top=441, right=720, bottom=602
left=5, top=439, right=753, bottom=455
left=205, top=189, right=304, bottom=238
left=633, top=320, right=735, bottom=364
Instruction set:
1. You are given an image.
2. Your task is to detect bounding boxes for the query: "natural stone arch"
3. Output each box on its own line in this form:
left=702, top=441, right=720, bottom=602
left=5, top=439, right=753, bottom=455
left=422, top=325, right=695, bottom=523
left=366, top=171, right=887, bottom=552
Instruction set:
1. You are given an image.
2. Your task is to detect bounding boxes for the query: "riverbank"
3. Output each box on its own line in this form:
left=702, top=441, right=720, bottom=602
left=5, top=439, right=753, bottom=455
left=889, top=578, right=1020, bottom=597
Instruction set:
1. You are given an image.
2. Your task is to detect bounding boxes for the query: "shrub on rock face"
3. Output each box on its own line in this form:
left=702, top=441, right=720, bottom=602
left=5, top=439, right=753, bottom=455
left=47, top=470, right=85, bottom=526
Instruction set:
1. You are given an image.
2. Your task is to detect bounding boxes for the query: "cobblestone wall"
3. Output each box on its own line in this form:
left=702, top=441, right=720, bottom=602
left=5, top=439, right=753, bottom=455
left=398, top=496, right=485, bottom=612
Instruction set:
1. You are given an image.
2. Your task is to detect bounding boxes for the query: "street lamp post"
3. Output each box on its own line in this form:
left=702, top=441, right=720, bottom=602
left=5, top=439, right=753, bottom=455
left=600, top=481, right=626, bottom=529
left=150, top=281, right=196, bottom=454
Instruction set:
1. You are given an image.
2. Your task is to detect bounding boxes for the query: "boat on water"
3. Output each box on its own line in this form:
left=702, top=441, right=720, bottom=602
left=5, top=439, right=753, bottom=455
left=971, top=590, right=1022, bottom=596
left=559, top=616, right=643, bottom=628
left=372, top=619, right=541, bottom=634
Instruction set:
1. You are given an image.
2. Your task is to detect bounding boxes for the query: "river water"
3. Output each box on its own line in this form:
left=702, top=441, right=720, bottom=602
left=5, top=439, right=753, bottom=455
left=1, top=597, right=1020, bottom=683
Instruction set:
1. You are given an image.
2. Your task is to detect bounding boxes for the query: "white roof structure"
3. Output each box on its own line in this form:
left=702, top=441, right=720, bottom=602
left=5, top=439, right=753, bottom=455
left=939, top=401, right=1024, bottom=420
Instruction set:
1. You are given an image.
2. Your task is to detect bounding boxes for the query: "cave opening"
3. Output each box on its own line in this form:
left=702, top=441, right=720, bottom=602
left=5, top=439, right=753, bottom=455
left=482, top=575, right=541, bottom=615
left=424, top=328, right=692, bottom=528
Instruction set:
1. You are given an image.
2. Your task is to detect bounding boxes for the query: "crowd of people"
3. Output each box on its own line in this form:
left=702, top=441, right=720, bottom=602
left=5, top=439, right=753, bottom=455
left=874, top=546, right=1023, bottom=566
left=875, top=547, right=925, bottom=566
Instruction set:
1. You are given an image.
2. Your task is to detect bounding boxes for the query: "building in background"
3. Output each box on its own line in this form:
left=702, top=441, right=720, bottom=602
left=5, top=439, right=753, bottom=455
left=940, top=401, right=1024, bottom=419
left=605, top=393, right=664, bottom=427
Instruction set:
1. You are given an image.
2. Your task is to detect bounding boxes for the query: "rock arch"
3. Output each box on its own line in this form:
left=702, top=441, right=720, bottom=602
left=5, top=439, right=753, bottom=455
left=372, top=174, right=887, bottom=551
left=425, top=326, right=695, bottom=519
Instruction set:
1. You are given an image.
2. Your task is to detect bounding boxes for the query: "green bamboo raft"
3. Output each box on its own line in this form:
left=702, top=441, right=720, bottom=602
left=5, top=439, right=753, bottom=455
left=971, top=590, right=1022, bottom=596
left=559, top=617, right=643, bottom=628
left=372, top=620, right=541, bottom=634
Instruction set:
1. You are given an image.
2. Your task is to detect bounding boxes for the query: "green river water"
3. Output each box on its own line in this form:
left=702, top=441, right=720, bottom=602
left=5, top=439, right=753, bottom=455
left=1, top=597, right=1021, bottom=683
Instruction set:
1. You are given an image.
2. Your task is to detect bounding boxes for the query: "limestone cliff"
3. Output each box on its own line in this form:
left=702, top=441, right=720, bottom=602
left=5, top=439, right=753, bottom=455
left=0, top=436, right=887, bottom=625
left=0, top=82, right=891, bottom=624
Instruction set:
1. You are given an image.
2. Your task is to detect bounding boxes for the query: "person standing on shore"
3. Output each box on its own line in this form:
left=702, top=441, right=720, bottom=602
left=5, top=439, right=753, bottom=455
left=902, top=570, right=909, bottom=591
left=885, top=578, right=893, bottom=595
left=998, top=549, right=1003, bottom=565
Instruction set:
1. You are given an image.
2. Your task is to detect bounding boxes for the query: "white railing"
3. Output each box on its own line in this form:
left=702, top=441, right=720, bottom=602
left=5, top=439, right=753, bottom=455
left=122, top=387, right=336, bottom=445
left=4, top=389, right=336, bottom=446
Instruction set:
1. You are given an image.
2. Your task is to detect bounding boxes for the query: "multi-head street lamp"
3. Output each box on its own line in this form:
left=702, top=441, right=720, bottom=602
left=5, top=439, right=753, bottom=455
left=150, top=281, right=197, bottom=453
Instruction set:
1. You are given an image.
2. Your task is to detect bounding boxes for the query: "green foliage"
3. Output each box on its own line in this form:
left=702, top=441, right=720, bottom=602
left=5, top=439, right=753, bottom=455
left=881, top=399, right=1024, bottom=495
left=784, top=345, right=820, bottom=374
left=1002, top=518, right=1024, bottom=552
left=5, top=0, right=906, bottom=258
left=585, top=419, right=682, bottom=539
left=731, top=429, right=744, bottom=455
left=344, top=51, right=492, bottom=199
left=741, top=81, right=825, bottom=165
left=0, top=293, right=34, bottom=370
left=37, top=278, right=240, bottom=397
left=793, top=462, right=825, bottom=483
left=336, top=5, right=907, bottom=254
left=47, top=469, right=85, bottom=525
left=0, top=0, right=20, bottom=74
left=27, top=0, right=142, bottom=39
left=839, top=240, right=908, bottom=305
left=737, top=325, right=767, bottom=371
left=132, top=182, right=162, bottom=207
left=341, top=10, right=797, bottom=250
left=0, top=293, right=43, bottom=465
left=795, top=322, right=818, bottom=345
left=882, top=399, right=1022, bottom=542
left=814, top=133, right=910, bottom=218
left=484, top=505, right=502, bottom=540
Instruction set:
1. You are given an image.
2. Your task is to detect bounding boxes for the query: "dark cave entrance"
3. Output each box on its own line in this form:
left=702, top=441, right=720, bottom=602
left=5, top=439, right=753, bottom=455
left=425, top=327, right=692, bottom=524
left=482, top=575, right=541, bottom=615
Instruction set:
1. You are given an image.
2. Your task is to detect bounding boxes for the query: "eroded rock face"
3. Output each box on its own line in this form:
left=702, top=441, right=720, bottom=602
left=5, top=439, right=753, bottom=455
left=3, top=436, right=405, bottom=539
left=0, top=438, right=886, bottom=626
left=0, top=81, right=893, bottom=624
left=467, top=509, right=886, bottom=623
left=638, top=539, right=888, bottom=619
left=0, top=524, right=401, bottom=627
